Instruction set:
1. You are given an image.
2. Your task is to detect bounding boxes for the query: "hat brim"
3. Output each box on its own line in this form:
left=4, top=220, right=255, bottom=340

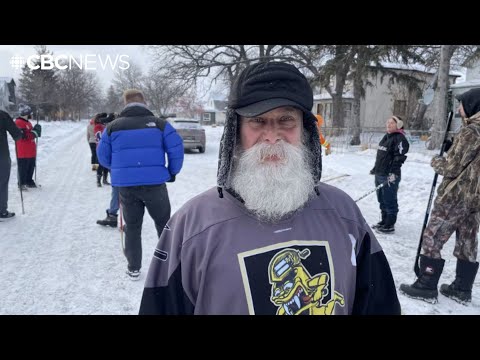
left=235, top=98, right=308, bottom=117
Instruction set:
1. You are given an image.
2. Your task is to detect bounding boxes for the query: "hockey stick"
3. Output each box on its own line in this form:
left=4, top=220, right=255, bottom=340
left=354, top=180, right=389, bottom=203
left=323, top=174, right=350, bottom=183
left=119, top=201, right=125, bottom=255
left=14, top=140, right=25, bottom=214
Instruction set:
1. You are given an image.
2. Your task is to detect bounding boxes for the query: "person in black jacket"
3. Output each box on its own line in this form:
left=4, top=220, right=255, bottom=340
left=0, top=110, right=23, bottom=218
left=370, top=115, right=409, bottom=234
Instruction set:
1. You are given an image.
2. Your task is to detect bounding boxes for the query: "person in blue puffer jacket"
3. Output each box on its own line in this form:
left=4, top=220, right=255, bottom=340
left=97, top=89, right=184, bottom=280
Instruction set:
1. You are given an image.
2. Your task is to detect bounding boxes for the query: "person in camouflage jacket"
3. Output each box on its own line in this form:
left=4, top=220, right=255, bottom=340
left=400, top=88, right=480, bottom=305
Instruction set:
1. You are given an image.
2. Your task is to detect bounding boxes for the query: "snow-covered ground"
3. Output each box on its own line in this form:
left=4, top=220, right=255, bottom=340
left=0, top=121, right=478, bottom=315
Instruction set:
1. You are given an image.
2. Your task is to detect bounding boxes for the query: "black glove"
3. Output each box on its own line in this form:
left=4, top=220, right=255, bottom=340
left=167, top=174, right=176, bottom=183
left=444, top=139, right=453, bottom=153
left=32, top=124, right=42, bottom=138
left=370, top=168, right=375, bottom=175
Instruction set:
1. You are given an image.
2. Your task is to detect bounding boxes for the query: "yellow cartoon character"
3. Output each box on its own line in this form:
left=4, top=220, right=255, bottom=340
left=268, top=248, right=344, bottom=315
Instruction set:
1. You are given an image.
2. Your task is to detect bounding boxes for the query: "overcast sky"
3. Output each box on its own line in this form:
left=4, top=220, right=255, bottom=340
left=0, top=45, right=153, bottom=91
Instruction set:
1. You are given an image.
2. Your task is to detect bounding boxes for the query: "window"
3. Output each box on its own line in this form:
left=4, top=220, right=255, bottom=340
left=316, top=103, right=323, bottom=115
left=393, top=100, right=407, bottom=117
left=203, top=113, right=211, bottom=123
left=324, top=103, right=333, bottom=122
left=343, top=103, right=352, bottom=119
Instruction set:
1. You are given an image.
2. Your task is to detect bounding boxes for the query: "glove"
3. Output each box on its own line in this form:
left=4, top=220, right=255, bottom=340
left=167, top=174, right=176, bottom=183
left=444, top=139, right=453, bottom=153
left=325, top=146, right=331, bottom=156
left=32, top=124, right=42, bottom=138
left=370, top=168, right=375, bottom=175
left=387, top=173, right=397, bottom=184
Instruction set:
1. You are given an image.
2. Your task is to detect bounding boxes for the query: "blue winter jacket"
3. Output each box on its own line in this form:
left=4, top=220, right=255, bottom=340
left=97, top=105, right=184, bottom=187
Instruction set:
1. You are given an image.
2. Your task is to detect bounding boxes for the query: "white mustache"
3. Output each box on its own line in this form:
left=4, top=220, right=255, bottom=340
left=231, top=141, right=315, bottom=223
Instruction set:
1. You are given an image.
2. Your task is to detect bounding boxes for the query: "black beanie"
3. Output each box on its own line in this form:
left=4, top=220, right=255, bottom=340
left=456, top=88, right=480, bottom=118
left=217, top=61, right=322, bottom=193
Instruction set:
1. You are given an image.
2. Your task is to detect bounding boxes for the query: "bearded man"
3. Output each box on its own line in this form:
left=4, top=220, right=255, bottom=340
left=139, top=62, right=400, bottom=315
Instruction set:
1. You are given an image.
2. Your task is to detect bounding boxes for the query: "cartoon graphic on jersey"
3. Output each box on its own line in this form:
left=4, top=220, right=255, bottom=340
left=238, top=240, right=345, bottom=314
left=268, top=248, right=344, bottom=315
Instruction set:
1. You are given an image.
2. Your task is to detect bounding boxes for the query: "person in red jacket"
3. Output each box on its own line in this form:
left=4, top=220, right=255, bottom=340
left=15, top=104, right=41, bottom=190
left=93, top=113, right=110, bottom=187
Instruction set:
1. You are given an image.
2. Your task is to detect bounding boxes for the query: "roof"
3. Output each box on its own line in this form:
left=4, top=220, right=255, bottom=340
left=213, top=100, right=228, bottom=112
left=0, top=77, right=15, bottom=84
left=314, top=92, right=354, bottom=100
left=450, top=79, right=480, bottom=89
left=370, top=62, right=462, bottom=77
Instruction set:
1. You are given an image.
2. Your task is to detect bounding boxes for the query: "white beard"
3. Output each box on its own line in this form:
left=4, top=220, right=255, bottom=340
left=231, top=140, right=315, bottom=223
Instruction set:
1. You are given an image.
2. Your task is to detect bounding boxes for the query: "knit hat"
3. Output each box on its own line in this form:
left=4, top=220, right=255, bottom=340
left=18, top=104, right=32, bottom=117
left=456, top=88, right=480, bottom=118
left=217, top=61, right=322, bottom=194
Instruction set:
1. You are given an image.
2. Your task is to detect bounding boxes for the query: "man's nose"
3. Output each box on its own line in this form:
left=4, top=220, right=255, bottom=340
left=262, top=123, right=282, bottom=144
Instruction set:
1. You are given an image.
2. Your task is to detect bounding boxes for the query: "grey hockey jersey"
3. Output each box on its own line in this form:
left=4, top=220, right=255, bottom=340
left=139, top=183, right=401, bottom=315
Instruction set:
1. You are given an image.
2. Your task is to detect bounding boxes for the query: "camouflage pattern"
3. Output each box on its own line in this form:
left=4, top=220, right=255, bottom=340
left=431, top=111, right=480, bottom=210
left=422, top=202, right=479, bottom=262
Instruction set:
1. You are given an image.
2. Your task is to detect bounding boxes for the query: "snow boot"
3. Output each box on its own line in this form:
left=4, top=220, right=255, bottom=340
left=126, top=269, right=141, bottom=281
left=0, top=210, right=15, bottom=219
left=440, top=259, right=479, bottom=304
left=376, top=214, right=396, bottom=234
left=399, top=255, right=445, bottom=303
left=372, top=210, right=387, bottom=229
left=96, top=211, right=118, bottom=227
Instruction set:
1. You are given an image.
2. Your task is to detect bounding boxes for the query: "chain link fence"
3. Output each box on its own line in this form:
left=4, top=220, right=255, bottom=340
left=320, top=126, right=454, bottom=156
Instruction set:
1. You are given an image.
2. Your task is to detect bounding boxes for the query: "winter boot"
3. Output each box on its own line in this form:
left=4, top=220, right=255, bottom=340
left=96, top=211, right=118, bottom=227
left=26, top=181, right=37, bottom=188
left=102, top=174, right=110, bottom=185
left=399, top=255, right=445, bottom=303
left=376, top=214, right=396, bottom=234
left=126, top=269, right=141, bottom=281
left=440, top=259, right=479, bottom=304
left=97, top=175, right=102, bottom=187
left=0, top=210, right=15, bottom=219
left=372, top=210, right=387, bottom=229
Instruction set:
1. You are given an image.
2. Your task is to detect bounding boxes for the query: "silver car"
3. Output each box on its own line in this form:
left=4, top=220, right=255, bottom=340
left=171, top=118, right=206, bottom=153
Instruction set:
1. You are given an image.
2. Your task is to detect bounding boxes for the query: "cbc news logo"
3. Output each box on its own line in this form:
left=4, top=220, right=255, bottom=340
left=9, top=54, right=130, bottom=71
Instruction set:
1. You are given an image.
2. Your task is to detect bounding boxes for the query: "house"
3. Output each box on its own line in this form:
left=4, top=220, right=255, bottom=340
left=0, top=77, right=16, bottom=112
left=450, top=55, right=480, bottom=132
left=202, top=98, right=228, bottom=125
left=312, top=64, right=461, bottom=130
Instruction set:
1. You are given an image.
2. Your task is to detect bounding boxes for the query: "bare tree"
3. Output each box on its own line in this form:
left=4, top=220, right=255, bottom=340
left=57, top=66, right=101, bottom=120
left=104, top=85, right=123, bottom=113
left=145, top=45, right=328, bottom=93
left=174, top=89, right=204, bottom=118
left=142, top=69, right=190, bottom=116
left=112, top=61, right=145, bottom=92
